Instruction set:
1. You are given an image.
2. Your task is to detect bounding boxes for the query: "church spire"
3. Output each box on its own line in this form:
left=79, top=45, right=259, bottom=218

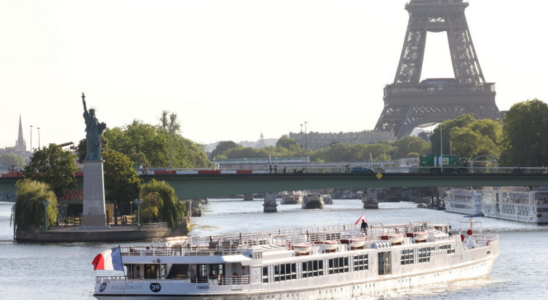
left=14, top=115, right=27, bottom=152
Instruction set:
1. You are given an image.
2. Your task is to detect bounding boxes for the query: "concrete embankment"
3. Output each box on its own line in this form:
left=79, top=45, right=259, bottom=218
left=15, top=224, right=188, bottom=243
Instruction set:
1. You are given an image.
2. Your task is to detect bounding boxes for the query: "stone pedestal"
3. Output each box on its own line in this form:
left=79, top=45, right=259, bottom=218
left=82, top=160, right=108, bottom=228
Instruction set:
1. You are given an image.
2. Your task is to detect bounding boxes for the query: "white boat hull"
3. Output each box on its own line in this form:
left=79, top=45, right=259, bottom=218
left=95, top=253, right=498, bottom=300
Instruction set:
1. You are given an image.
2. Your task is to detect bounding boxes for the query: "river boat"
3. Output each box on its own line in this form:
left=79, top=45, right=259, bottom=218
left=280, top=191, right=304, bottom=205
left=444, top=188, right=482, bottom=215
left=302, top=193, right=325, bottom=209
left=93, top=221, right=499, bottom=299
left=481, top=186, right=548, bottom=225
left=323, top=195, right=333, bottom=205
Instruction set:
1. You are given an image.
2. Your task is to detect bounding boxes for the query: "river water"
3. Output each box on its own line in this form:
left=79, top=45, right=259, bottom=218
left=1, top=200, right=547, bottom=300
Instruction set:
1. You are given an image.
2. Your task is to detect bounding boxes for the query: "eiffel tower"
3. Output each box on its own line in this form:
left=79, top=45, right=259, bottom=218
left=375, top=0, right=501, bottom=139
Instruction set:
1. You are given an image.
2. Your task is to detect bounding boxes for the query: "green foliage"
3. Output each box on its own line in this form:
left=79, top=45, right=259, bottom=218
left=139, top=192, right=162, bottom=224
left=103, top=150, right=142, bottom=206
left=502, top=99, right=548, bottom=167
left=22, top=144, right=78, bottom=198
left=311, top=143, right=394, bottom=162
left=139, top=179, right=185, bottom=228
left=430, top=114, right=475, bottom=155
left=392, top=136, right=430, bottom=159
left=210, top=141, right=239, bottom=159
left=428, top=115, right=502, bottom=160
left=12, top=179, right=58, bottom=232
left=276, top=135, right=298, bottom=149
left=103, top=116, right=211, bottom=168
left=0, top=153, right=25, bottom=167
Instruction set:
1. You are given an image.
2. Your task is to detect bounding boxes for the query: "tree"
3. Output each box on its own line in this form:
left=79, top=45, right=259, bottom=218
left=12, top=179, right=58, bottom=234
left=430, top=114, right=476, bottom=155
left=276, top=135, right=297, bottom=149
left=139, top=179, right=186, bottom=228
left=449, top=120, right=501, bottom=159
left=103, top=150, right=142, bottom=218
left=0, top=153, right=25, bottom=167
left=159, top=110, right=181, bottom=168
left=502, top=99, right=548, bottom=167
left=210, top=141, right=239, bottom=159
left=392, top=136, right=430, bottom=159
left=22, top=144, right=78, bottom=198
left=139, top=191, right=162, bottom=224
left=103, top=117, right=211, bottom=168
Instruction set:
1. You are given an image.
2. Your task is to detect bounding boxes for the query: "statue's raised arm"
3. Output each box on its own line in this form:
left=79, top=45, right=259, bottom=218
left=82, top=92, right=88, bottom=114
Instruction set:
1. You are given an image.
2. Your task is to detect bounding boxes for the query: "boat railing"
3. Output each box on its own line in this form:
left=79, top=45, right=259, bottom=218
left=217, top=275, right=250, bottom=285
left=121, top=246, right=183, bottom=257
left=96, top=276, right=126, bottom=283
left=470, top=234, right=499, bottom=247
left=124, top=222, right=454, bottom=256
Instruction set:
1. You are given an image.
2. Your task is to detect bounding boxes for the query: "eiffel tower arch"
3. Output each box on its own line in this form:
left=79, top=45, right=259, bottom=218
left=375, top=0, right=501, bottom=139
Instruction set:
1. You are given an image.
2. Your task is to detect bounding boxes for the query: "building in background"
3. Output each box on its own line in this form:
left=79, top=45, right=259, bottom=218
left=289, top=130, right=395, bottom=151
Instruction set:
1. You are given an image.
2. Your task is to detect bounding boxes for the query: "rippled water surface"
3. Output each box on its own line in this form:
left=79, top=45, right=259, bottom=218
left=1, top=199, right=547, bottom=299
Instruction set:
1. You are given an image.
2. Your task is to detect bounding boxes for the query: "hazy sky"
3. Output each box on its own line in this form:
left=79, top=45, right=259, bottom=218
left=1, top=0, right=547, bottom=149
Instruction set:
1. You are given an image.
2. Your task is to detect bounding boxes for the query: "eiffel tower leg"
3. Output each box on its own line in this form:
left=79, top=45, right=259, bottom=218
left=447, top=13, right=485, bottom=85
left=394, top=25, right=427, bottom=84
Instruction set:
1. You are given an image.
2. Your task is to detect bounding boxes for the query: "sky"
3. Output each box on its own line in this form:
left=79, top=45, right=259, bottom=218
left=1, top=0, right=547, bottom=150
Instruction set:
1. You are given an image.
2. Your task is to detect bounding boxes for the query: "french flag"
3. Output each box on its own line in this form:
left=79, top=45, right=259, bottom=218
left=354, top=214, right=367, bottom=225
left=92, top=246, right=124, bottom=271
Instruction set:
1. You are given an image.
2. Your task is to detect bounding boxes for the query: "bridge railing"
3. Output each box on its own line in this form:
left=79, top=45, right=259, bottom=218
left=136, top=166, right=548, bottom=174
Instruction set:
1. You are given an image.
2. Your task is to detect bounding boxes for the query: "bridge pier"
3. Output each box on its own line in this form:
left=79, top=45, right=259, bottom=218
left=243, top=193, right=254, bottom=201
left=363, top=188, right=379, bottom=209
left=263, top=192, right=278, bottom=213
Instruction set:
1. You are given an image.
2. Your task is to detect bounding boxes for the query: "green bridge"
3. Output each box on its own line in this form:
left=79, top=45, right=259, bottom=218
left=1, top=173, right=548, bottom=203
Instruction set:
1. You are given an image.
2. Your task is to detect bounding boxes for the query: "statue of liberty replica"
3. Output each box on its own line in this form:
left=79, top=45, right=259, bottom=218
left=81, top=93, right=108, bottom=228
left=82, top=93, right=107, bottom=161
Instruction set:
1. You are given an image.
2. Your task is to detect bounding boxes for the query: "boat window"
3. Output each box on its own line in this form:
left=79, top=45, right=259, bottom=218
left=302, top=260, right=323, bottom=278
left=440, top=244, right=455, bottom=254
left=144, top=264, right=159, bottom=279
left=328, top=257, right=349, bottom=275
left=127, top=264, right=140, bottom=279
left=209, top=264, right=225, bottom=277
left=273, top=263, right=296, bottom=282
left=401, top=249, right=415, bottom=265
left=197, top=264, right=208, bottom=278
left=418, top=247, right=433, bottom=263
left=263, top=266, right=269, bottom=283
left=353, top=254, right=369, bottom=271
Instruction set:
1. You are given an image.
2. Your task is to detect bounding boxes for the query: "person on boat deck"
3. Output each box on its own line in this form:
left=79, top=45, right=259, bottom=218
left=283, top=167, right=287, bottom=173
left=274, top=164, right=278, bottom=173
left=361, top=219, right=368, bottom=232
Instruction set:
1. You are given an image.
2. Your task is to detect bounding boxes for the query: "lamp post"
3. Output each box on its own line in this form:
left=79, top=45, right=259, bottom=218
left=42, top=200, right=50, bottom=230
left=130, top=200, right=134, bottom=224
left=37, top=127, right=41, bottom=149
left=134, top=199, right=142, bottom=226
left=439, top=122, right=443, bottom=172
left=304, top=121, right=308, bottom=171
left=30, top=125, right=33, bottom=151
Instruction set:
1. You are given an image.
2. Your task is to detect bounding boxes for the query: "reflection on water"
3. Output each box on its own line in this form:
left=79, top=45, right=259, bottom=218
left=1, top=200, right=548, bottom=300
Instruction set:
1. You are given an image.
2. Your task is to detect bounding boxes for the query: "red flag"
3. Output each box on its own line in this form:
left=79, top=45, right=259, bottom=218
left=354, top=214, right=367, bottom=225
